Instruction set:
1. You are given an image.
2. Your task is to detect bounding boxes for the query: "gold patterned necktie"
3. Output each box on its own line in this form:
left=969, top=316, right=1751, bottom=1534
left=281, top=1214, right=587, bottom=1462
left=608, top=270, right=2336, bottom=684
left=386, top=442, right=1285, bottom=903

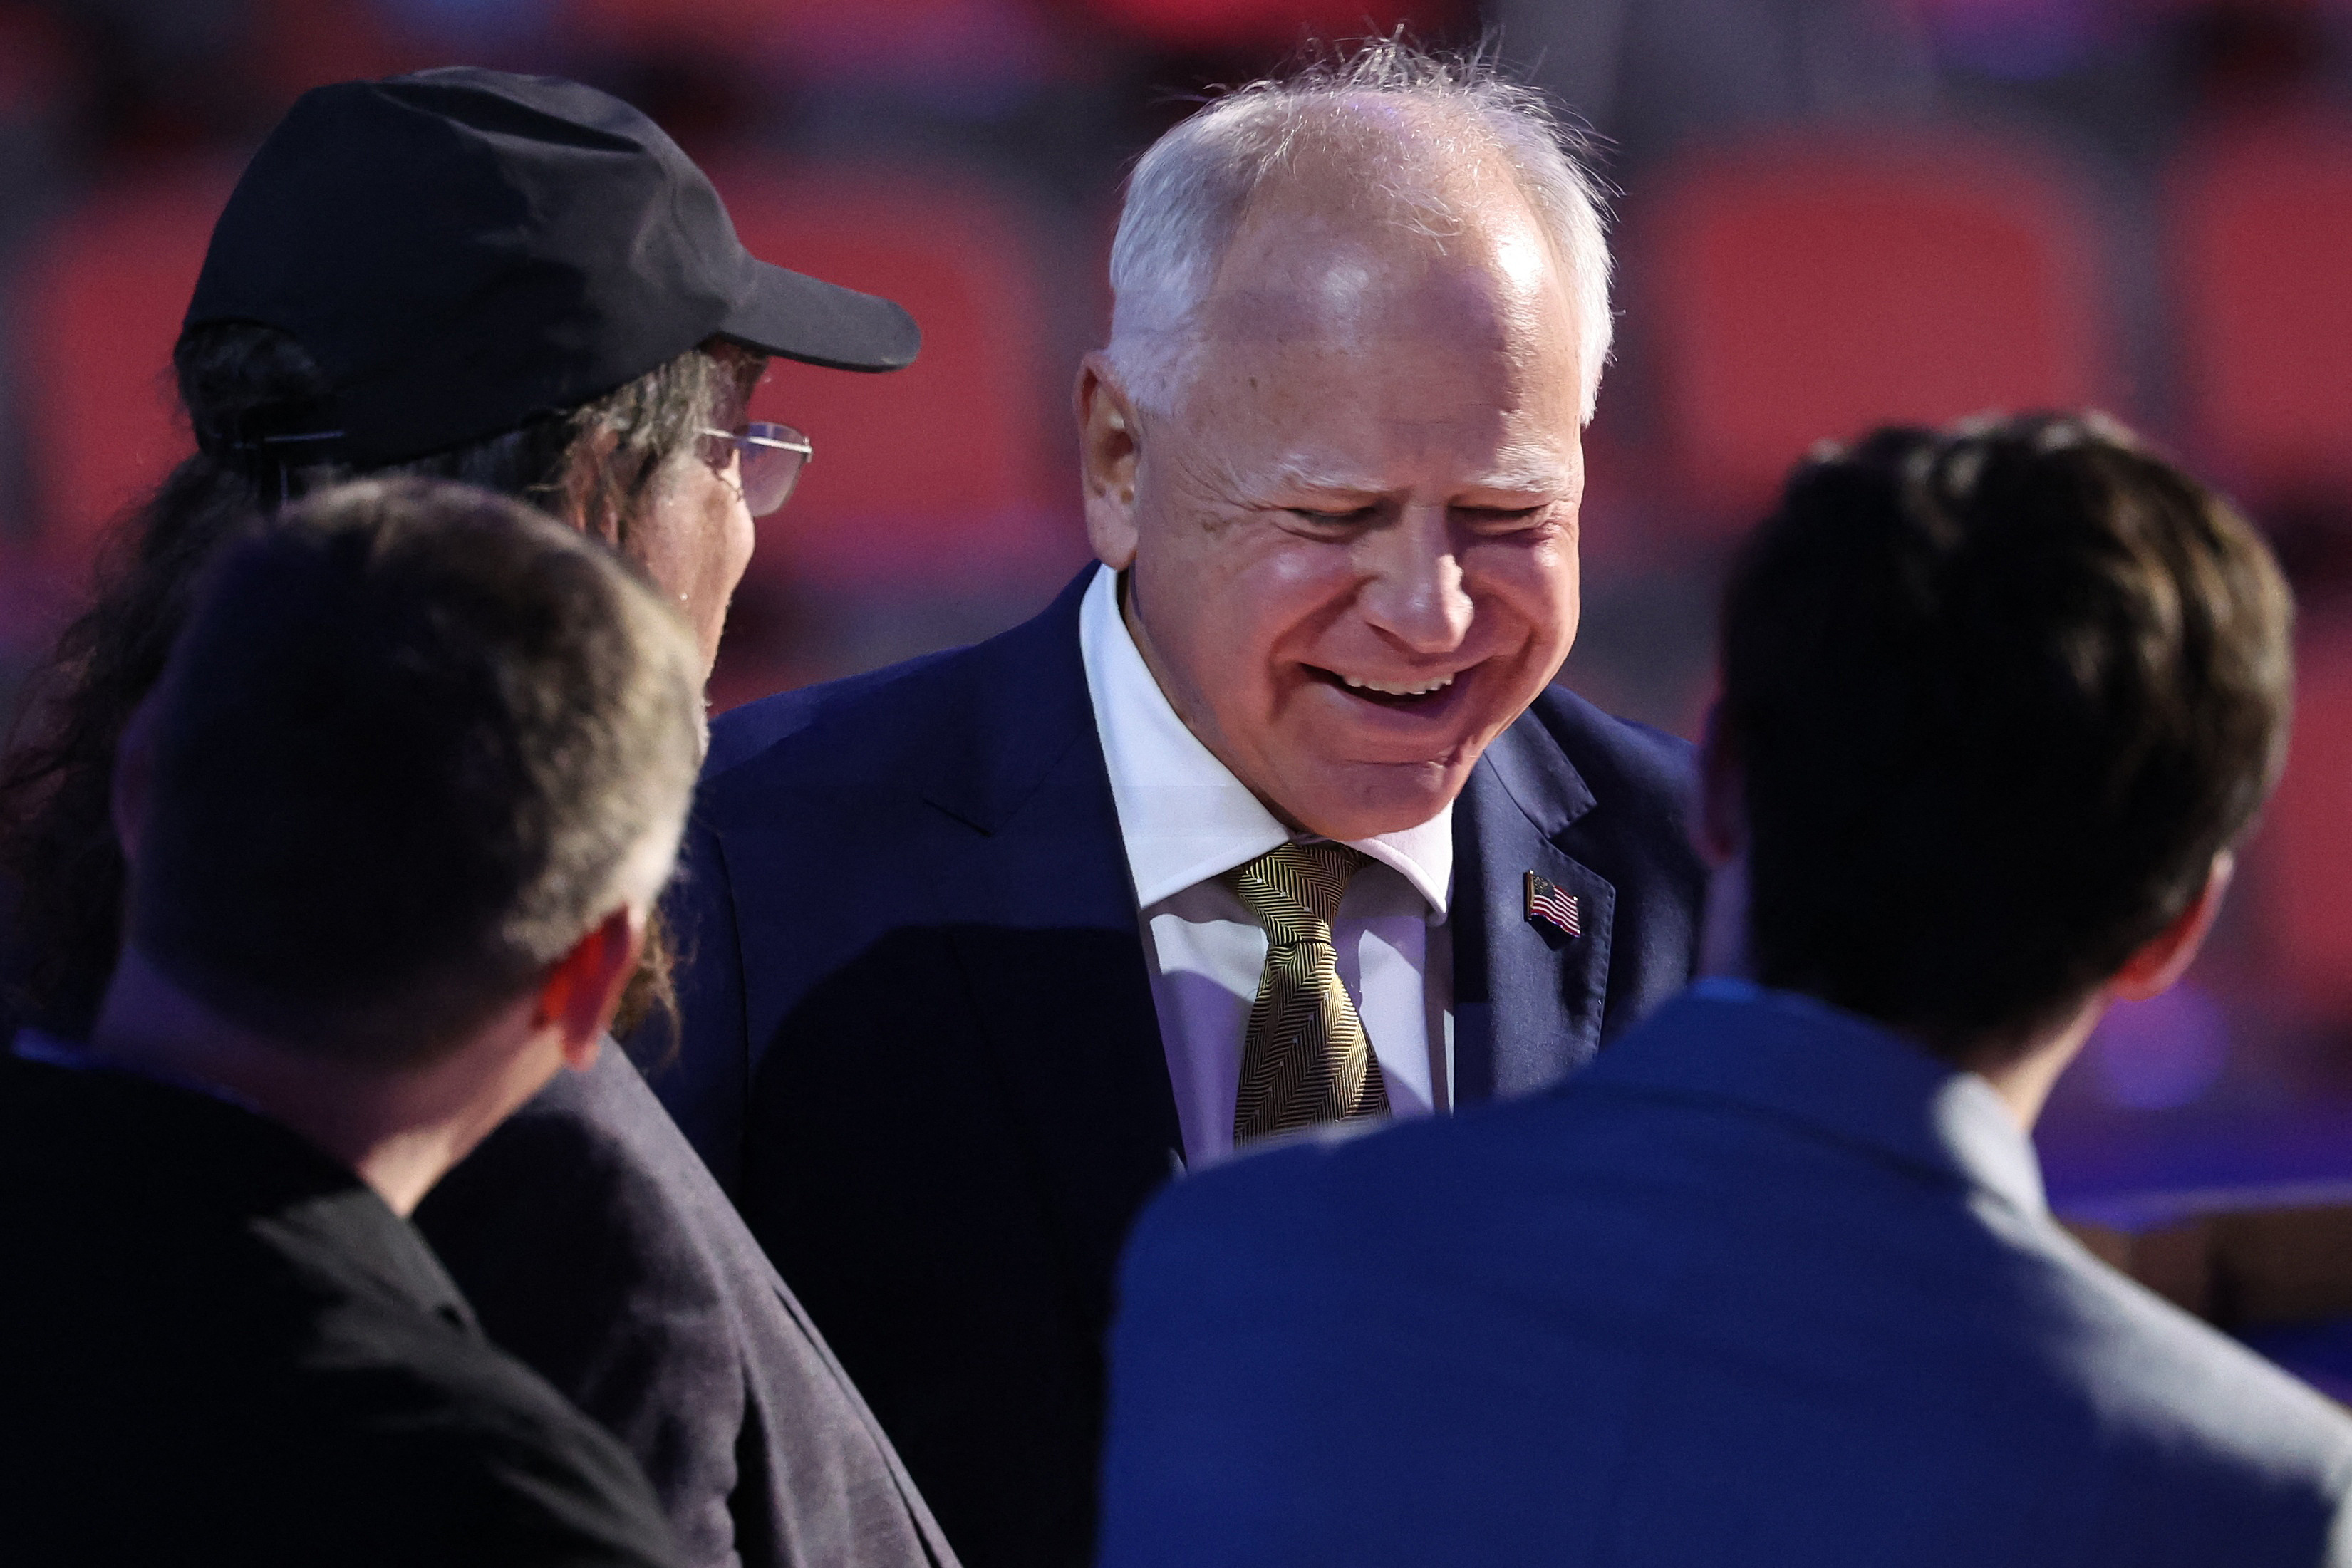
left=1230, top=841, right=1390, bottom=1145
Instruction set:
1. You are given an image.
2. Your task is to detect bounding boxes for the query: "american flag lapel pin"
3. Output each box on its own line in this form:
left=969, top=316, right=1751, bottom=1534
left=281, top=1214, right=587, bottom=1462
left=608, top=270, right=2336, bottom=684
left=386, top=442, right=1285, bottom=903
left=1524, top=871, right=1581, bottom=938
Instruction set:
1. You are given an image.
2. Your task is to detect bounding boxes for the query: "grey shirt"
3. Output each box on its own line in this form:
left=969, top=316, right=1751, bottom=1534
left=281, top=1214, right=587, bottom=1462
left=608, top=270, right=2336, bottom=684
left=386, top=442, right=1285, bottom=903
left=418, top=1044, right=957, bottom=1568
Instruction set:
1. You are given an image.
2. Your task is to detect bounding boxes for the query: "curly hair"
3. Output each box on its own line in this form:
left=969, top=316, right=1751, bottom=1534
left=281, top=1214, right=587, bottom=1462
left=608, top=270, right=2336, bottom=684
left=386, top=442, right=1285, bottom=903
left=0, top=321, right=757, bottom=1040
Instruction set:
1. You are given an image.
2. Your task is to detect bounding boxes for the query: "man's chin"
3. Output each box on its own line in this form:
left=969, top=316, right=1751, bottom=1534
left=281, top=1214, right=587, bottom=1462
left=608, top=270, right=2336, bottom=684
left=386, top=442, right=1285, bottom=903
left=1275, top=759, right=1474, bottom=842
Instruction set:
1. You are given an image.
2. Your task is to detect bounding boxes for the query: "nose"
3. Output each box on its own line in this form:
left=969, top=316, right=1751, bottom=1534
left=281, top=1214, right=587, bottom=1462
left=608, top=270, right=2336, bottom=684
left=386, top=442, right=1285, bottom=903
left=1356, top=505, right=1473, bottom=655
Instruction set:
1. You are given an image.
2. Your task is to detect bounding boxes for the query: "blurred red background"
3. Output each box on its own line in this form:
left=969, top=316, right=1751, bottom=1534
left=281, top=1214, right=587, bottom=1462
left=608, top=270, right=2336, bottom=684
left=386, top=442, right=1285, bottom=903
left=6, top=0, right=2352, bottom=1277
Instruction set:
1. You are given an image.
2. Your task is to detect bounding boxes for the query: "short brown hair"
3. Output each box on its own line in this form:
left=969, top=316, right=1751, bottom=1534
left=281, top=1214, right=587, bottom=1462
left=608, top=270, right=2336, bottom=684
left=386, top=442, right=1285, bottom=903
left=1719, top=412, right=2294, bottom=1052
left=130, top=478, right=703, bottom=1066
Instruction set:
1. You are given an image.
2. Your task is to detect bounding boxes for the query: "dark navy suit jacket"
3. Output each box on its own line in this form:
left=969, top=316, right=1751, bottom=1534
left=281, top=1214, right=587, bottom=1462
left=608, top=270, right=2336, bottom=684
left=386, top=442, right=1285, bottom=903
left=656, top=568, right=1707, bottom=1568
left=1098, top=983, right=2352, bottom=1568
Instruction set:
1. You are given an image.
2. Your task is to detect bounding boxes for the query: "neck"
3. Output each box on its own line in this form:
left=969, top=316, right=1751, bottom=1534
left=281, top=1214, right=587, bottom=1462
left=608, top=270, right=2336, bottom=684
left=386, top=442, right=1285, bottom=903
left=86, top=947, right=546, bottom=1215
left=1961, top=997, right=2101, bottom=1130
left=1700, top=851, right=2092, bottom=1131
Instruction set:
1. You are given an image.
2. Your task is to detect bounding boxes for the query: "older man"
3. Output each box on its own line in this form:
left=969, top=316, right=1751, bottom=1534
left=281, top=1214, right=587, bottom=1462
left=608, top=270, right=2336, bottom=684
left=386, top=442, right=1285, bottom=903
left=658, top=43, right=1707, bottom=1568
left=1096, top=415, right=2352, bottom=1567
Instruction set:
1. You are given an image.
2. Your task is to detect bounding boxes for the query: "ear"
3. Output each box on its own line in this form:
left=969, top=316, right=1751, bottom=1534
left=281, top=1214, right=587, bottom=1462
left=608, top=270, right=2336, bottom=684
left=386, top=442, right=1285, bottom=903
left=110, top=694, right=163, bottom=864
left=1077, top=353, right=1141, bottom=571
left=2110, top=851, right=2234, bottom=1003
left=1693, top=700, right=1744, bottom=869
left=532, top=907, right=646, bottom=1071
left=559, top=426, right=623, bottom=541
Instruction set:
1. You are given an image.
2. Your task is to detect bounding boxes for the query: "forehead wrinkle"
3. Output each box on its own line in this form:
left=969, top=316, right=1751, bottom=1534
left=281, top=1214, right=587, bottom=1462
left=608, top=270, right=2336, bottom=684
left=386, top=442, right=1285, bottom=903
left=1258, top=452, right=1386, bottom=494
left=1243, top=444, right=1574, bottom=499
left=1473, top=445, right=1577, bottom=492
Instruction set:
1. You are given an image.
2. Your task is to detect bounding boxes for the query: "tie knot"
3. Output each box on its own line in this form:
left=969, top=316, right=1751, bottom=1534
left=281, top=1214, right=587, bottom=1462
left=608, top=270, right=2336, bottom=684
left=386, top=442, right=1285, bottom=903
left=1233, top=841, right=1364, bottom=945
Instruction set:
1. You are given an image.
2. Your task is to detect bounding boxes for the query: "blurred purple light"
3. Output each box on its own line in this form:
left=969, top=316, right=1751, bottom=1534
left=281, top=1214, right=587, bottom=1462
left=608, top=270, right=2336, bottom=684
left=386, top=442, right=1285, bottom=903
left=373, top=0, right=551, bottom=49
left=1924, top=0, right=2098, bottom=80
left=2086, top=982, right=2230, bottom=1111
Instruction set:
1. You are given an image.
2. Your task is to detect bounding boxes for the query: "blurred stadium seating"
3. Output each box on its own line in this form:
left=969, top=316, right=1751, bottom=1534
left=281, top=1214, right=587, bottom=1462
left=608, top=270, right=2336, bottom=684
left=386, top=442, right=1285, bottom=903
left=2180, top=117, right=2352, bottom=1047
left=2247, top=623, right=2352, bottom=1017
left=1078, top=0, right=1444, bottom=51
left=557, top=0, right=1013, bottom=81
left=1642, top=133, right=2110, bottom=524
left=9, top=0, right=2352, bottom=1250
left=2170, top=114, right=2352, bottom=504
left=16, top=165, right=236, bottom=585
left=712, top=159, right=1064, bottom=590
left=560, top=0, right=786, bottom=42
left=9, top=155, right=1071, bottom=601
left=554, top=0, right=1454, bottom=60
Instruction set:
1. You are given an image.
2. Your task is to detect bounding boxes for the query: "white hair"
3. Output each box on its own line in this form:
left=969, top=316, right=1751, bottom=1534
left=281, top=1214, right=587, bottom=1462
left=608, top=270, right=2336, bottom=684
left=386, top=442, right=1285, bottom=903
left=1106, top=40, right=1615, bottom=422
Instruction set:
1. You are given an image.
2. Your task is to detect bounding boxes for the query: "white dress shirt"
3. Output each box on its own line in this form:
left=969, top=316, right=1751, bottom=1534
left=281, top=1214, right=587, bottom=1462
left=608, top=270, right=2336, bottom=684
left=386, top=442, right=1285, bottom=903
left=1077, top=565, right=1454, bottom=1165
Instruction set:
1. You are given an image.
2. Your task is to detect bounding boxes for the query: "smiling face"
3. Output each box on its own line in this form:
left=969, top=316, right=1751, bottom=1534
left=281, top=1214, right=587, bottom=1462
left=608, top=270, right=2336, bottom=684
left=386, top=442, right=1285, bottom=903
left=1080, top=162, right=1586, bottom=841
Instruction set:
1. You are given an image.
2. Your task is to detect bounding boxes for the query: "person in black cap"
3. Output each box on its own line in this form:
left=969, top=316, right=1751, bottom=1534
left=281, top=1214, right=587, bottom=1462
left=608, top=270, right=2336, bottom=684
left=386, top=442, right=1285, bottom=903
left=0, top=68, right=955, bottom=1568
left=181, top=64, right=918, bottom=677
left=4, top=477, right=703, bottom=1567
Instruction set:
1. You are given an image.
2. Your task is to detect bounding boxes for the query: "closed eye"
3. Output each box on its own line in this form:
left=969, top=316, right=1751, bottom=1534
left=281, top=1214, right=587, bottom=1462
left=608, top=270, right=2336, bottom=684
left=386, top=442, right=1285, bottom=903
left=1280, top=504, right=1382, bottom=536
left=1459, top=504, right=1551, bottom=531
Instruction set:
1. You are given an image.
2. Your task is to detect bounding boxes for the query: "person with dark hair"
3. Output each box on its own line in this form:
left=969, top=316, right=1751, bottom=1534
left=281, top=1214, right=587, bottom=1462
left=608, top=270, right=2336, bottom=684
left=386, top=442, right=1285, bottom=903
left=0, top=68, right=955, bottom=1568
left=1094, top=412, right=2352, bottom=1567
left=1, top=478, right=702, bottom=1564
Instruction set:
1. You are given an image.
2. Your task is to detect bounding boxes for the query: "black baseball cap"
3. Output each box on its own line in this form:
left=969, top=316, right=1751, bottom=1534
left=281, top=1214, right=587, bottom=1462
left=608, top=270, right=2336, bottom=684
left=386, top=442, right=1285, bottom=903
left=185, top=67, right=921, bottom=467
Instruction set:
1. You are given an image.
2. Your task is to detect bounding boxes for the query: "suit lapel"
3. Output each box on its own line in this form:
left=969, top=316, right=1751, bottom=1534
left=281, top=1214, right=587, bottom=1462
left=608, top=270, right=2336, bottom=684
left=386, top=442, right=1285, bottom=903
left=916, top=572, right=1181, bottom=1304
left=1451, top=707, right=1616, bottom=1103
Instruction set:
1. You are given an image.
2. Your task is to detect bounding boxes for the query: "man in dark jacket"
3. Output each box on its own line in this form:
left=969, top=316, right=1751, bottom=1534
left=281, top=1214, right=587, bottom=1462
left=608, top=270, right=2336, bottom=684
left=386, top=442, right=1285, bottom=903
left=658, top=43, right=1708, bottom=1568
left=1, top=479, right=700, bottom=1564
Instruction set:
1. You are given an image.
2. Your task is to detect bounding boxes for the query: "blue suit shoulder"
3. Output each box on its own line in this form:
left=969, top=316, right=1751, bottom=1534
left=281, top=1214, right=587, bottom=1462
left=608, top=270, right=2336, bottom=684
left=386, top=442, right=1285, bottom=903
left=698, top=568, right=1094, bottom=832
left=703, top=644, right=970, bottom=785
left=1117, top=1113, right=1485, bottom=1307
left=1104, top=1032, right=2352, bottom=1568
left=1525, top=684, right=1698, bottom=826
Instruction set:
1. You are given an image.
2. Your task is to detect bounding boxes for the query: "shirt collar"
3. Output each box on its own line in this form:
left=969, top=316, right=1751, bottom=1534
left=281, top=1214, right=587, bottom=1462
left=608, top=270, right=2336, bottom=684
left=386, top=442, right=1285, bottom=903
left=1585, top=978, right=2048, bottom=1218
left=1077, top=564, right=1453, bottom=915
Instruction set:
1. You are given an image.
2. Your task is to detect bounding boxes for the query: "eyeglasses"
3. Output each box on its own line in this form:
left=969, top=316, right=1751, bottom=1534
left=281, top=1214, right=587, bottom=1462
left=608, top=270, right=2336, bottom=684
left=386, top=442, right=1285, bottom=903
left=700, top=422, right=813, bottom=516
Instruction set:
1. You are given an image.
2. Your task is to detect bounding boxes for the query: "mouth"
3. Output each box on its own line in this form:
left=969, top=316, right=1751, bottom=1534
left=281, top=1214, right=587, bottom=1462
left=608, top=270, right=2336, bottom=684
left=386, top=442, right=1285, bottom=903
left=1308, top=665, right=1467, bottom=710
